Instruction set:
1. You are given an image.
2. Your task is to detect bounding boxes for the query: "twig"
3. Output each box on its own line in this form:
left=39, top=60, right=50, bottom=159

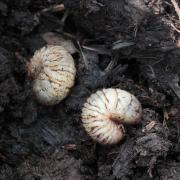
left=41, top=4, right=65, bottom=13
left=170, top=22, right=180, bottom=33
left=77, top=41, right=89, bottom=69
left=60, top=10, right=69, bottom=25
left=168, top=76, right=180, bottom=99
left=111, top=40, right=134, bottom=50
left=104, top=56, right=118, bottom=73
left=171, top=0, right=180, bottom=20
left=82, top=45, right=111, bottom=55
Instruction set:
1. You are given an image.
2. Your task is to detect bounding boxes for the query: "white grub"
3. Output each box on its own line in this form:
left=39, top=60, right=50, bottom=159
left=28, top=45, right=76, bottom=105
left=81, top=88, right=142, bottom=144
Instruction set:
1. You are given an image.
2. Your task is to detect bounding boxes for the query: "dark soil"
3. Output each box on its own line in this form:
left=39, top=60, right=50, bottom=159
left=0, top=0, right=180, bottom=180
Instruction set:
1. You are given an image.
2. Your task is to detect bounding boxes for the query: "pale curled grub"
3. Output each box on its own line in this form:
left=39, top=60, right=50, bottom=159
left=81, top=88, right=142, bottom=144
left=28, top=45, right=76, bottom=105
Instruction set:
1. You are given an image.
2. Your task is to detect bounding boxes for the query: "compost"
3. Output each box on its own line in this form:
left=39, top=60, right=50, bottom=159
left=0, top=0, right=180, bottom=179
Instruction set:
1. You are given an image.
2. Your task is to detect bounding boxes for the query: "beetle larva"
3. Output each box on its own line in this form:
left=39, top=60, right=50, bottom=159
left=81, top=88, right=142, bottom=144
left=28, top=45, right=76, bottom=105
